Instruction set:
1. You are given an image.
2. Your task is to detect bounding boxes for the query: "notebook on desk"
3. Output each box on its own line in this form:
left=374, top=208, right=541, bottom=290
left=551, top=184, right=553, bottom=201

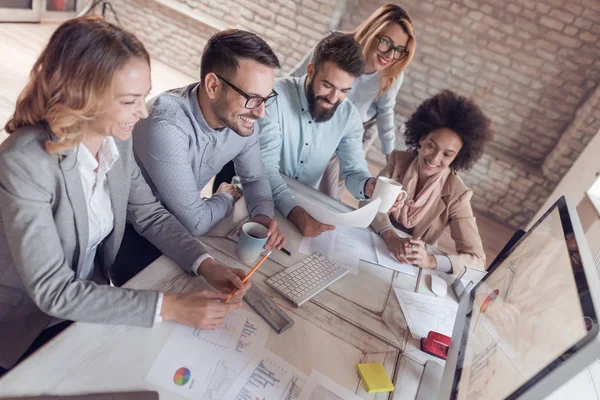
left=1, top=391, right=158, bottom=400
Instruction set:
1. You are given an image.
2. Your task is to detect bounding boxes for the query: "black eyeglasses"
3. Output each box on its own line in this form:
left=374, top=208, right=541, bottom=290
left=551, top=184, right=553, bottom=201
left=376, top=36, right=409, bottom=61
left=215, top=74, right=278, bottom=109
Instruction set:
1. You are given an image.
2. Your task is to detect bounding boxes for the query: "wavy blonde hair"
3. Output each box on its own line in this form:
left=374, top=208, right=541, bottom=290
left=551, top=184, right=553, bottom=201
left=353, top=4, right=417, bottom=97
left=4, top=16, right=150, bottom=153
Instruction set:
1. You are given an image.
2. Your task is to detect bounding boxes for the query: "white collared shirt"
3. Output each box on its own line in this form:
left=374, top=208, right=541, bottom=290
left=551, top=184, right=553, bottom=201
left=76, top=137, right=209, bottom=323
left=77, top=137, right=119, bottom=280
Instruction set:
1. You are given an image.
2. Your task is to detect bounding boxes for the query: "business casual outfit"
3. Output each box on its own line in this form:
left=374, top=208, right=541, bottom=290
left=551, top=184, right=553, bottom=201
left=0, top=124, right=209, bottom=369
left=258, top=75, right=372, bottom=217
left=370, top=150, right=486, bottom=272
left=133, top=83, right=274, bottom=236
left=289, top=49, right=404, bottom=198
left=113, top=84, right=274, bottom=284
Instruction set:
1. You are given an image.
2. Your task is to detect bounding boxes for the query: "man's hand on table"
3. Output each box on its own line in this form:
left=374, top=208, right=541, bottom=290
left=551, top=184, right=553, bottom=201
left=288, top=206, right=335, bottom=237
left=251, top=214, right=286, bottom=250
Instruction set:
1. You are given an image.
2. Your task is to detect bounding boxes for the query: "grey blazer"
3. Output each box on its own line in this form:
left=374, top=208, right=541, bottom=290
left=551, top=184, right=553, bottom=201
left=0, top=125, right=208, bottom=369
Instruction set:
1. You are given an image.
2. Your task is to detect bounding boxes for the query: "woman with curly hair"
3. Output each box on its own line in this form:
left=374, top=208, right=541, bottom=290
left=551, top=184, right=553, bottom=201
left=371, top=90, right=492, bottom=272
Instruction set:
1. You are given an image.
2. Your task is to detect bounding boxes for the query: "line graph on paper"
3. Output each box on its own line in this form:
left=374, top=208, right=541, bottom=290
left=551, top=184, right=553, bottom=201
left=191, top=314, right=264, bottom=358
left=394, top=288, right=459, bottom=339
left=192, top=320, right=237, bottom=350
left=204, top=359, right=246, bottom=400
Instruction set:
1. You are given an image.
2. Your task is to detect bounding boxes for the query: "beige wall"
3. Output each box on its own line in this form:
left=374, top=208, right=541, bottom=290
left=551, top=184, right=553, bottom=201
left=531, top=128, right=600, bottom=224
left=529, top=128, right=600, bottom=257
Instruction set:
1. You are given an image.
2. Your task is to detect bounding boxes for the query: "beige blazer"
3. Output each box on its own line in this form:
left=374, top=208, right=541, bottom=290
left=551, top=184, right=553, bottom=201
left=371, top=150, right=486, bottom=271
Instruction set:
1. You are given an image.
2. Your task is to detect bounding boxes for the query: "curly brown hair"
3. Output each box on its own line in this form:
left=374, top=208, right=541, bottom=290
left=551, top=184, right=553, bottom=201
left=404, top=90, right=492, bottom=171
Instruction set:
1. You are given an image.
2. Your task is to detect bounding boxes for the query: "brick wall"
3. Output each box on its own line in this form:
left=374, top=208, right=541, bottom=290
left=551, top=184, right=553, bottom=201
left=109, top=0, right=600, bottom=229
left=340, top=0, right=600, bottom=164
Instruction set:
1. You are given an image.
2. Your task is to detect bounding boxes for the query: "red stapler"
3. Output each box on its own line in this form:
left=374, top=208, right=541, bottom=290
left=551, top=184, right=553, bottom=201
left=420, top=331, right=451, bottom=360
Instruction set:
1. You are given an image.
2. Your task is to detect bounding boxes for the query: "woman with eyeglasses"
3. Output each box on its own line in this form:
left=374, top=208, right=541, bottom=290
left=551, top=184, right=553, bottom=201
left=289, top=4, right=417, bottom=199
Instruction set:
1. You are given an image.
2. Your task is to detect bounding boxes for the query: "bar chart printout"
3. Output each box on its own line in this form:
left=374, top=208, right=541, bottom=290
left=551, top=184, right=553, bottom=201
left=236, top=319, right=258, bottom=354
left=224, top=349, right=307, bottom=400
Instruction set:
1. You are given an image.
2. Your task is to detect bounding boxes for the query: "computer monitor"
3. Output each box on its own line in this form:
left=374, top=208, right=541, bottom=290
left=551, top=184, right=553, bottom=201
left=437, top=196, right=600, bottom=400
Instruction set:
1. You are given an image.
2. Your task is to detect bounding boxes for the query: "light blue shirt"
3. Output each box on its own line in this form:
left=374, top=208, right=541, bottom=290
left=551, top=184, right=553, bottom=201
left=258, top=76, right=372, bottom=217
left=289, top=48, right=404, bottom=154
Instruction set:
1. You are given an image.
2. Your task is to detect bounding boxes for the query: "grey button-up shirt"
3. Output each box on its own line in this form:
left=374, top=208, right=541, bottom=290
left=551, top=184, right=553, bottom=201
left=133, top=84, right=274, bottom=236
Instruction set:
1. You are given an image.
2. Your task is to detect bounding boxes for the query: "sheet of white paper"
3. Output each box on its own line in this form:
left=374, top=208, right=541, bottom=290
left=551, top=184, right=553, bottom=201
left=145, top=309, right=268, bottom=399
left=222, top=348, right=307, bottom=400
left=298, top=227, right=376, bottom=275
left=372, top=233, right=418, bottom=276
left=343, top=227, right=378, bottom=265
left=394, top=288, right=459, bottom=339
left=297, top=369, right=363, bottom=400
left=295, top=194, right=381, bottom=228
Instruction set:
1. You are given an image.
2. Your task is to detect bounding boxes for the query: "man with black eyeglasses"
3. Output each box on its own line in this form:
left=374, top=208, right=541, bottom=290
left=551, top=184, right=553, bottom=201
left=115, top=30, right=285, bottom=286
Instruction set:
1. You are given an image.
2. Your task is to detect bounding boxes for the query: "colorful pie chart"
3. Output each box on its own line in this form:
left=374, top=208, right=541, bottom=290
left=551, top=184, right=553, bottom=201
left=173, top=367, right=191, bottom=386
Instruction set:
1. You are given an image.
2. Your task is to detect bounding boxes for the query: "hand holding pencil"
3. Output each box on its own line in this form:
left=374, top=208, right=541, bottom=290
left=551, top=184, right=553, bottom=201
left=225, top=251, right=272, bottom=302
left=199, top=258, right=251, bottom=303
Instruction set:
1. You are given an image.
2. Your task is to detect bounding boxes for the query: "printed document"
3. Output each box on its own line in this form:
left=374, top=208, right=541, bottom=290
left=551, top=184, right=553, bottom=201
left=295, top=194, right=381, bottom=228
left=394, top=288, right=458, bottom=339
left=145, top=309, right=268, bottom=399
left=222, top=348, right=307, bottom=400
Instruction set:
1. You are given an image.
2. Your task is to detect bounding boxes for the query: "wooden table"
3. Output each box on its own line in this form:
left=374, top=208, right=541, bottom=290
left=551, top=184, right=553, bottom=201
left=0, top=177, right=596, bottom=399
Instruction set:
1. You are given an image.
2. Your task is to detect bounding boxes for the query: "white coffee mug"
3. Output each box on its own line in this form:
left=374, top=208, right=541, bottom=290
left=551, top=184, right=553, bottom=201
left=236, top=222, right=269, bottom=265
left=372, top=176, right=408, bottom=213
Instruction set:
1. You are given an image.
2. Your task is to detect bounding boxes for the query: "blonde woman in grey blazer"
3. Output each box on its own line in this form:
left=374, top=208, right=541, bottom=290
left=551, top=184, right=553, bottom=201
left=0, top=17, right=248, bottom=371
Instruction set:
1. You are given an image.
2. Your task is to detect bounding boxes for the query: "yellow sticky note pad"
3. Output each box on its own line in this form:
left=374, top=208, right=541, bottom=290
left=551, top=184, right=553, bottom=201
left=356, top=362, right=394, bottom=393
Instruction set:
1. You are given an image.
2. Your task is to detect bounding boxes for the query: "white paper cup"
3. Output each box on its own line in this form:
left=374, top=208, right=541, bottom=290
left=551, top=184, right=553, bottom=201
left=372, top=177, right=408, bottom=213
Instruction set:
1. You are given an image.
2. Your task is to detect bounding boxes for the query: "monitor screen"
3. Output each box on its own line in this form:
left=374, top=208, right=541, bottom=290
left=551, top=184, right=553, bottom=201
left=452, top=198, right=598, bottom=400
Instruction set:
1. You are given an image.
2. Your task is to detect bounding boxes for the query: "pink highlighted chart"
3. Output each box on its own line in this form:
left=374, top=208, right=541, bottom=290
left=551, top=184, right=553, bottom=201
left=173, top=367, right=191, bottom=386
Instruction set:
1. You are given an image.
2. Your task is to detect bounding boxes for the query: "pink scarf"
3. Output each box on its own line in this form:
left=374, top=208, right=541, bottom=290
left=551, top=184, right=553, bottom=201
left=392, top=158, right=450, bottom=229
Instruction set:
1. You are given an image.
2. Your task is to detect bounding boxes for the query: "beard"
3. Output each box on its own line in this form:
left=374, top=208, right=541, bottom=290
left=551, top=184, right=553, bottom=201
left=306, top=78, right=341, bottom=123
left=212, top=94, right=255, bottom=137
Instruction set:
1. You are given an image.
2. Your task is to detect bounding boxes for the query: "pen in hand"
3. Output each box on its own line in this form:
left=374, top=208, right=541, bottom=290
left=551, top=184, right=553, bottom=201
left=225, top=250, right=272, bottom=302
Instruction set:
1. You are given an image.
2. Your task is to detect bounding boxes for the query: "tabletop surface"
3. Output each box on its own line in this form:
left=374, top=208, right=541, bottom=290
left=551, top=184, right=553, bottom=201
left=0, top=177, right=598, bottom=400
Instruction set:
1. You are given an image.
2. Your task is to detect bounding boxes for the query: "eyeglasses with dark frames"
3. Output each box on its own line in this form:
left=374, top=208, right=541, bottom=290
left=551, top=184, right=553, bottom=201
left=215, top=74, right=278, bottom=109
left=376, top=36, right=409, bottom=61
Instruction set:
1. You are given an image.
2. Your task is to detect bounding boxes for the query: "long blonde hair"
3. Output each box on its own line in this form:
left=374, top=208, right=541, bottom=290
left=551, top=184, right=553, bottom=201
left=353, top=4, right=417, bottom=97
left=4, top=16, right=150, bottom=153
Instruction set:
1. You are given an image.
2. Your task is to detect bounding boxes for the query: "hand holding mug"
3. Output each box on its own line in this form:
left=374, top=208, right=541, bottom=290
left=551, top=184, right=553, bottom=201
left=372, top=177, right=408, bottom=213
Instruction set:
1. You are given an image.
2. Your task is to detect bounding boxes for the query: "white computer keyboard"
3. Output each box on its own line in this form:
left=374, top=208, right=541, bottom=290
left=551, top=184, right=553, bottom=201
left=265, top=252, right=349, bottom=307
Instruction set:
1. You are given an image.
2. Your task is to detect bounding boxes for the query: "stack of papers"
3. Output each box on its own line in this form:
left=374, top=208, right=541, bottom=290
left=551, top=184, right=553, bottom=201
left=145, top=309, right=273, bottom=399
left=145, top=309, right=364, bottom=399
